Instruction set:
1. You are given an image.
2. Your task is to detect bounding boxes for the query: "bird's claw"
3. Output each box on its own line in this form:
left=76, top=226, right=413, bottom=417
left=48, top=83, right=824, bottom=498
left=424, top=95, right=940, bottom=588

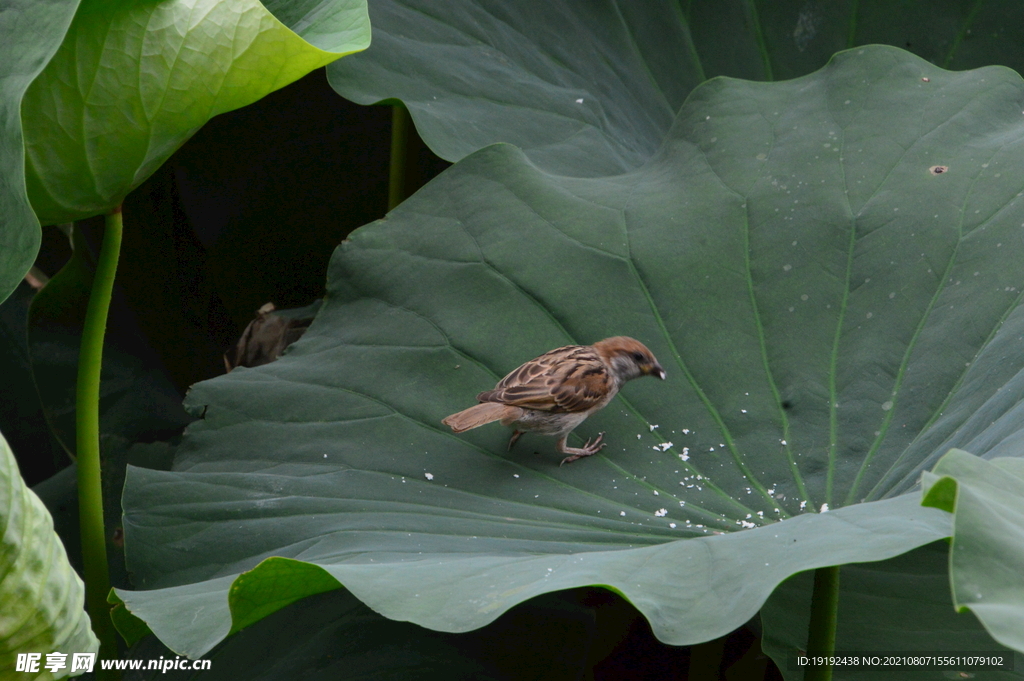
left=559, top=432, right=606, bottom=466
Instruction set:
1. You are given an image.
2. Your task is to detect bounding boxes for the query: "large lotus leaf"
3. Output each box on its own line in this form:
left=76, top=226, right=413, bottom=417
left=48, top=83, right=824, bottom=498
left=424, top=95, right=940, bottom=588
left=761, top=541, right=1022, bottom=681
left=921, top=450, right=1024, bottom=653
left=0, top=429, right=98, bottom=679
left=0, top=0, right=79, bottom=306
left=21, top=0, right=370, bottom=226
left=116, top=46, right=1024, bottom=655
left=327, top=0, right=1024, bottom=175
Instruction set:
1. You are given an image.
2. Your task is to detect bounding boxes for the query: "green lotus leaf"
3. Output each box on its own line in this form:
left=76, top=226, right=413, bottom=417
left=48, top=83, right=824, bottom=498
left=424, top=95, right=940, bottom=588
left=21, top=0, right=370, bottom=226
left=0, top=0, right=80, bottom=307
left=0, top=0, right=370, bottom=307
left=921, top=450, right=1024, bottom=654
left=761, top=541, right=1022, bottom=681
left=0, top=429, right=98, bottom=679
left=328, top=0, right=1024, bottom=174
left=112, top=45, right=1024, bottom=655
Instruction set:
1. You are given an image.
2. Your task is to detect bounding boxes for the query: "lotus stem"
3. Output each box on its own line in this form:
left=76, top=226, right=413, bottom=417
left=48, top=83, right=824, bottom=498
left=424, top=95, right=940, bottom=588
left=804, top=565, right=840, bottom=681
left=76, top=206, right=123, bottom=672
left=389, top=103, right=410, bottom=210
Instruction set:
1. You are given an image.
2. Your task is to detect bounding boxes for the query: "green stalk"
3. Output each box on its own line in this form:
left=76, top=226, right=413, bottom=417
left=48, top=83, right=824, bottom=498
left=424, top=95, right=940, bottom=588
left=804, top=565, right=840, bottom=681
left=388, top=103, right=410, bottom=210
left=76, top=207, right=123, bottom=670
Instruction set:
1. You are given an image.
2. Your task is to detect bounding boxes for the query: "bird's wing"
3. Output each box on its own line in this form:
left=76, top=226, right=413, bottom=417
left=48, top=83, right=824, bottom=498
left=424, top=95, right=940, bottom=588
left=477, top=345, right=612, bottom=413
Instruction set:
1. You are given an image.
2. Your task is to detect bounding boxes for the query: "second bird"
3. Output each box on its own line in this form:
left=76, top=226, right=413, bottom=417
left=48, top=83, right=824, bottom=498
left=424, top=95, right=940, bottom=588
left=442, top=337, right=665, bottom=465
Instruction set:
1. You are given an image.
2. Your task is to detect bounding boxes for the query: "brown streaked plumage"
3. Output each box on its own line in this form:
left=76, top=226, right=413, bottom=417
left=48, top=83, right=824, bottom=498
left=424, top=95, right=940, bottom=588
left=442, top=337, right=665, bottom=465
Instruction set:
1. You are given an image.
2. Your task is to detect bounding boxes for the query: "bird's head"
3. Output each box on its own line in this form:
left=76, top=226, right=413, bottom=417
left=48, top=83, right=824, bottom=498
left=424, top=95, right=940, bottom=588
left=592, top=337, right=666, bottom=383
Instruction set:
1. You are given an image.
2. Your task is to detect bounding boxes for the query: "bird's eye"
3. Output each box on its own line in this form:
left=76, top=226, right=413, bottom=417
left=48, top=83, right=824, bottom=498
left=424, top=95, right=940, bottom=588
left=631, top=351, right=645, bottom=363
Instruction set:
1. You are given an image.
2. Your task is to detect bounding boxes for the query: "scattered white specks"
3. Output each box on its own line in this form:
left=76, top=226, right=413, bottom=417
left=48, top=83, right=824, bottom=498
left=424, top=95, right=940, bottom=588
left=669, top=523, right=677, bottom=528
left=757, top=511, right=765, bottom=517
left=881, top=400, right=893, bottom=411
left=781, top=440, right=787, bottom=446
left=620, top=511, right=626, bottom=516
left=741, top=409, right=747, bottom=413
left=800, top=500, right=807, bottom=510
left=682, top=429, right=690, bottom=434
left=655, top=508, right=668, bottom=517
left=637, top=434, right=642, bottom=439
left=768, top=486, right=776, bottom=495
left=783, top=264, right=792, bottom=271
left=653, top=442, right=673, bottom=452
left=740, top=520, right=756, bottom=529
left=820, top=503, right=830, bottom=513
left=513, top=474, right=520, bottom=478
left=575, top=98, right=584, bottom=103
left=653, top=490, right=659, bottom=496
left=650, top=424, right=659, bottom=431
left=323, top=454, right=328, bottom=458
left=679, top=451, right=690, bottom=462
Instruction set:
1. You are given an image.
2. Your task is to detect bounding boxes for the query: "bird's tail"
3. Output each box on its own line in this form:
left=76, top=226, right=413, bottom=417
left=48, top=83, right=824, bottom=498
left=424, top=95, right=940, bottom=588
left=442, top=402, right=522, bottom=433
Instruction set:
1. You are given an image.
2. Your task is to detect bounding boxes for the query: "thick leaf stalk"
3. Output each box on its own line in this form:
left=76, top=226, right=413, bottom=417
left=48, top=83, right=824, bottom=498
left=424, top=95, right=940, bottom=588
left=76, top=207, right=123, bottom=670
left=388, top=104, right=410, bottom=210
left=804, top=565, right=840, bottom=681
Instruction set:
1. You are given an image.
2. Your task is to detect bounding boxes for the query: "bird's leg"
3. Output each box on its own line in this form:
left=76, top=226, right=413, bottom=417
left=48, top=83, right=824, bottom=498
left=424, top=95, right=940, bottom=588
left=507, top=429, right=524, bottom=451
left=558, top=432, right=606, bottom=466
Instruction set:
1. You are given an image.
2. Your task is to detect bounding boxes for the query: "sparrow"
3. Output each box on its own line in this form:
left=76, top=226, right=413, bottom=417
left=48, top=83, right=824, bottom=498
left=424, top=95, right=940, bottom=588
left=442, top=337, right=666, bottom=465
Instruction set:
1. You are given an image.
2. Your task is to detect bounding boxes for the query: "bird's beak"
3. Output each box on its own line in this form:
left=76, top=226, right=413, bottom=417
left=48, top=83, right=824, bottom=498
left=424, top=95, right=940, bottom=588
left=650, top=364, right=666, bottom=380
